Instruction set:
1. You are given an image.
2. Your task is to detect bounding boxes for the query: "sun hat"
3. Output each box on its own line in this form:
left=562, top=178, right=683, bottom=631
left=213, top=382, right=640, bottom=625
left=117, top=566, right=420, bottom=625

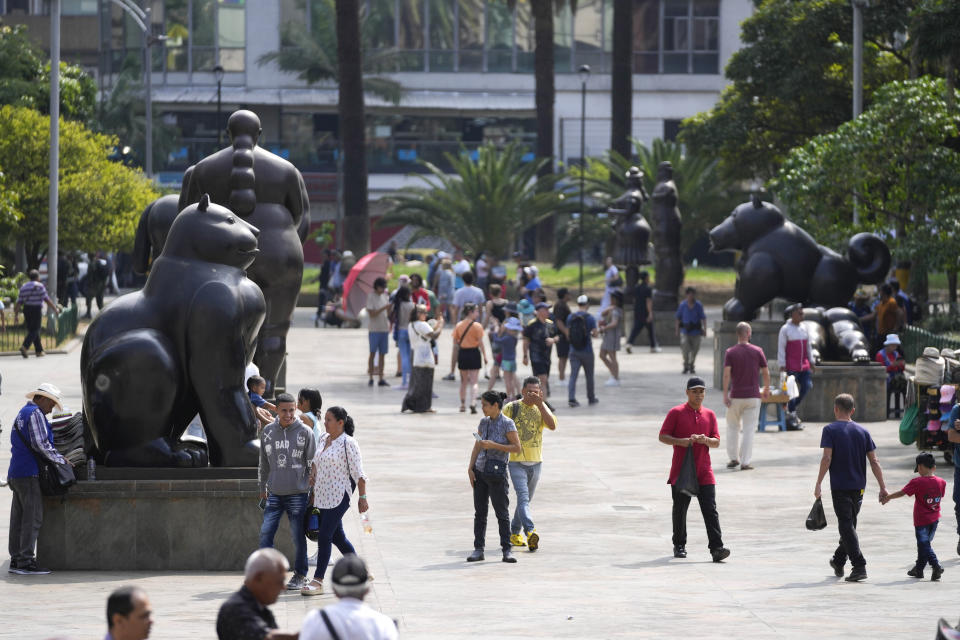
left=923, top=347, right=942, bottom=359
left=503, top=317, right=522, bottom=332
left=576, top=294, right=589, bottom=305
left=331, top=554, right=369, bottom=597
left=25, top=382, right=63, bottom=411
left=883, top=334, right=901, bottom=347
left=686, top=377, right=706, bottom=390
left=517, top=299, right=534, bottom=315
left=941, top=348, right=956, bottom=359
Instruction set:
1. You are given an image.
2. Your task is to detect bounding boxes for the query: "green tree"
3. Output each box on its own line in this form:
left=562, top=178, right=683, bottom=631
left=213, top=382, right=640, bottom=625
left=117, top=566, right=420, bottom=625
left=0, top=105, right=160, bottom=269
left=379, top=143, right=564, bottom=259
left=0, top=24, right=97, bottom=123
left=911, top=0, right=960, bottom=109
left=680, top=0, right=913, bottom=181
left=557, top=139, right=743, bottom=266
left=773, top=77, right=960, bottom=299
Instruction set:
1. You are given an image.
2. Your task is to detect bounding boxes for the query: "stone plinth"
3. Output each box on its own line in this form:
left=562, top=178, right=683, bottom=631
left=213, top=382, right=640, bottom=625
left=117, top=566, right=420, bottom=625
left=799, top=362, right=887, bottom=423
left=38, top=471, right=296, bottom=571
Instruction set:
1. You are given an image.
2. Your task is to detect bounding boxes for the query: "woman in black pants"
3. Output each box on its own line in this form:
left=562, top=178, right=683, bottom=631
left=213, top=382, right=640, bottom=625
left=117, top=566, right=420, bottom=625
left=467, top=390, right=522, bottom=563
left=302, top=406, right=368, bottom=595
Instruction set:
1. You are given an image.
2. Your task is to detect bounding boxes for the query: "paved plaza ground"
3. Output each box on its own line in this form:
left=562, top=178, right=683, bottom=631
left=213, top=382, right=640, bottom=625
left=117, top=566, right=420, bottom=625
left=0, top=306, right=955, bottom=639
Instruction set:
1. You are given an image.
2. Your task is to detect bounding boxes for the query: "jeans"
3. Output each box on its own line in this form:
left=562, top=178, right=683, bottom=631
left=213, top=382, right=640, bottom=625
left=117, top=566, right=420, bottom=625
left=259, top=492, right=310, bottom=577
left=787, top=369, right=813, bottom=413
left=21, top=306, right=43, bottom=353
left=567, top=349, right=596, bottom=403
left=398, top=330, right=412, bottom=386
left=627, top=314, right=658, bottom=348
left=680, top=333, right=702, bottom=371
left=671, top=483, right=723, bottom=551
left=8, top=476, right=43, bottom=565
left=473, top=471, right=511, bottom=552
left=725, top=398, right=761, bottom=465
left=915, top=522, right=941, bottom=570
left=312, top=491, right=356, bottom=581
left=509, top=462, right=541, bottom=535
left=830, top=489, right=866, bottom=569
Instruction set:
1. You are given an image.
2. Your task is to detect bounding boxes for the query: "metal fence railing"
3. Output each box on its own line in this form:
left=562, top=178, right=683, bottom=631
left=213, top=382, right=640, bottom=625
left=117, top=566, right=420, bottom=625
left=901, top=325, right=960, bottom=362
left=0, top=306, right=79, bottom=353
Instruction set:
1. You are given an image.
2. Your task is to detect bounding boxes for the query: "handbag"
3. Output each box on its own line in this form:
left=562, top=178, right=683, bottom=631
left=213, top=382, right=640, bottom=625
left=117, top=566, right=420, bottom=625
left=805, top=497, right=828, bottom=530
left=675, top=447, right=699, bottom=496
left=305, top=504, right=322, bottom=541
left=13, top=416, right=76, bottom=497
left=483, top=456, right=507, bottom=477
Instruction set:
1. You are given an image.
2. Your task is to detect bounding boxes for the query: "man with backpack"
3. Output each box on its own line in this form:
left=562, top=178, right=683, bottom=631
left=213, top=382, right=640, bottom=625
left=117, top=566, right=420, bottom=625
left=565, top=295, right=599, bottom=408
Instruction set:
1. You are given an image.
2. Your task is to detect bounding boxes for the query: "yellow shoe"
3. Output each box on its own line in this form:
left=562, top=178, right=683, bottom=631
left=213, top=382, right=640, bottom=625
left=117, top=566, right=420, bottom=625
left=510, top=533, right=527, bottom=547
left=527, top=529, right=539, bottom=552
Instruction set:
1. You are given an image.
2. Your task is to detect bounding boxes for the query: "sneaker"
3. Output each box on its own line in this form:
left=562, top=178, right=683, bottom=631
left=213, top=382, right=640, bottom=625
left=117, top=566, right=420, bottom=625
left=845, top=568, right=867, bottom=582
left=740, top=464, right=755, bottom=471
left=711, top=548, right=731, bottom=563
left=300, top=579, right=323, bottom=596
left=726, top=460, right=740, bottom=469
left=689, top=367, right=696, bottom=374
left=932, top=566, right=944, bottom=581
left=466, top=549, right=485, bottom=562
left=604, top=378, right=620, bottom=387
left=367, top=378, right=374, bottom=387
left=907, top=566, right=924, bottom=579
left=7, top=562, right=22, bottom=574
left=35, top=351, right=44, bottom=357
left=510, top=533, right=527, bottom=547
left=393, top=384, right=408, bottom=391
left=378, top=379, right=390, bottom=387
left=286, top=573, right=307, bottom=590
left=502, top=550, right=517, bottom=563
left=443, top=373, right=456, bottom=381
left=651, top=346, right=662, bottom=353
left=19, top=347, right=28, bottom=359
left=625, top=344, right=632, bottom=354
left=17, top=562, right=51, bottom=575
left=568, top=400, right=580, bottom=408
left=588, top=398, right=600, bottom=405
left=673, top=546, right=687, bottom=558
left=470, top=405, right=477, bottom=414
left=527, top=530, right=539, bottom=552
left=682, top=367, right=689, bottom=374
left=829, top=558, right=844, bottom=577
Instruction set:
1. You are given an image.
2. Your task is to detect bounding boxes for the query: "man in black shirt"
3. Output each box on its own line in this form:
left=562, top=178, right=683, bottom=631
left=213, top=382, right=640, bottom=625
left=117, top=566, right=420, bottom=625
left=216, top=548, right=297, bottom=640
left=553, top=288, right=572, bottom=382
left=523, top=302, right=557, bottom=394
left=626, top=271, right=660, bottom=354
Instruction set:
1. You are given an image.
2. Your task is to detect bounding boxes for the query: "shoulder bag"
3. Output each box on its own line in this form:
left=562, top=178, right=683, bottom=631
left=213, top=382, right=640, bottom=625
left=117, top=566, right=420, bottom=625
left=13, top=416, right=76, bottom=496
left=479, top=419, right=508, bottom=478
left=342, top=438, right=357, bottom=494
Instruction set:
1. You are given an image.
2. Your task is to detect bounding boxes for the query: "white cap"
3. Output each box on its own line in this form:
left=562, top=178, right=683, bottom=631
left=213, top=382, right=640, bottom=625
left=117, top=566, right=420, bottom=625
left=577, top=294, right=589, bottom=305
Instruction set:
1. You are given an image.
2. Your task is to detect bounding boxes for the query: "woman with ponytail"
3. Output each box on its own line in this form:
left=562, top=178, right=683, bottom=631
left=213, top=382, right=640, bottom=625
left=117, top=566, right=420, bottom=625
left=302, top=406, right=368, bottom=596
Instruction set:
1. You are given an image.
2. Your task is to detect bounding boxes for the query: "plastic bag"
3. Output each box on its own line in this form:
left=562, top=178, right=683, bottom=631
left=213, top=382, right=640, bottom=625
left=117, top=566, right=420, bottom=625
left=786, top=375, right=799, bottom=400
left=805, top=497, right=827, bottom=531
left=898, top=405, right=919, bottom=445
left=675, top=447, right=699, bottom=497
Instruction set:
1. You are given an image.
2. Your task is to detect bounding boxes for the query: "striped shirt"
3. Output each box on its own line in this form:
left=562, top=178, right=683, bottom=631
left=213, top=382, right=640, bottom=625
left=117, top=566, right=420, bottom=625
left=17, top=281, right=49, bottom=308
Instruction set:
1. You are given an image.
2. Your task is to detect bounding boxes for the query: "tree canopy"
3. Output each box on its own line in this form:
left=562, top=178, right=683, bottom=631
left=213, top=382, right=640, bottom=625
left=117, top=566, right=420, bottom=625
left=0, top=24, right=97, bottom=123
left=773, top=77, right=960, bottom=272
left=680, top=0, right=913, bottom=181
left=0, top=105, right=160, bottom=269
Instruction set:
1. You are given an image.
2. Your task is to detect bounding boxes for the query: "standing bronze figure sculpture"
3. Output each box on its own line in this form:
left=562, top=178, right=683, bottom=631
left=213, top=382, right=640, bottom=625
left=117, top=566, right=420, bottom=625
left=650, top=161, right=684, bottom=311
left=179, top=110, right=310, bottom=396
left=82, top=196, right=266, bottom=467
left=607, top=166, right=652, bottom=291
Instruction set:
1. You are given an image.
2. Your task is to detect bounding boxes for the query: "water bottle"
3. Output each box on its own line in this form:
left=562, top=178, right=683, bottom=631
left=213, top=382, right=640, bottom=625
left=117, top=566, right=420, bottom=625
left=87, top=457, right=96, bottom=481
left=779, top=371, right=787, bottom=391
left=360, top=511, right=372, bottom=534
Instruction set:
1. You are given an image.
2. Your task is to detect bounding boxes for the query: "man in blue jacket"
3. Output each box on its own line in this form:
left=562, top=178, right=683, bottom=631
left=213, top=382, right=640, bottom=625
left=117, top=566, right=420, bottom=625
left=8, top=383, right=67, bottom=575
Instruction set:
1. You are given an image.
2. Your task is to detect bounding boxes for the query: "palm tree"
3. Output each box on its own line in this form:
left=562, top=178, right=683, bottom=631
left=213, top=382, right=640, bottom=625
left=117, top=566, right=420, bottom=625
left=610, top=0, right=632, bottom=158
left=379, top=143, right=565, bottom=259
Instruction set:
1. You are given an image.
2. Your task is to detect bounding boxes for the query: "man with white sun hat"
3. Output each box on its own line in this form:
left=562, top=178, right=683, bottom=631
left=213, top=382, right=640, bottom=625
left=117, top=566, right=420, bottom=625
left=7, top=382, right=68, bottom=575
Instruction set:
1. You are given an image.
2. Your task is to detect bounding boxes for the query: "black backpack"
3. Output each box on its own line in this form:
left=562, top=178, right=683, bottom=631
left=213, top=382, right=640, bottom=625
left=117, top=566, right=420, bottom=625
left=568, top=313, right=589, bottom=350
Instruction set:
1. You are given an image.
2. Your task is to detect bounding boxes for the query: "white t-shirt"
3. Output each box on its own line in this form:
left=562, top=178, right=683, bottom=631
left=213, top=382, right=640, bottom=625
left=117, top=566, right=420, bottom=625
left=475, top=257, right=489, bottom=278
left=409, top=321, right=435, bottom=368
left=601, top=265, right=619, bottom=309
left=452, top=259, right=471, bottom=275
left=300, top=598, right=398, bottom=640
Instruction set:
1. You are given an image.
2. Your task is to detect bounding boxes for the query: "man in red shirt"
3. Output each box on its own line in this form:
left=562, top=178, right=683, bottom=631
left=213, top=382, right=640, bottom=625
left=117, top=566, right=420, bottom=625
left=658, top=377, right=731, bottom=562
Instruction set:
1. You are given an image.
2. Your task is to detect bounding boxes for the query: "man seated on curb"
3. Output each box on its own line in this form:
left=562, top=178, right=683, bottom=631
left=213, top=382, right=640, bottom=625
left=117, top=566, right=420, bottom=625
left=216, top=548, right=298, bottom=640
left=300, top=554, right=398, bottom=640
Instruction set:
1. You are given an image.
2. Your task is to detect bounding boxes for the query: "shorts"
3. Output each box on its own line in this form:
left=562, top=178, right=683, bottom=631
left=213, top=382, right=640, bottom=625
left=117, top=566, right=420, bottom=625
left=458, top=347, right=482, bottom=371
left=368, top=331, right=389, bottom=354
left=501, top=359, right=517, bottom=372
left=494, top=352, right=503, bottom=366
left=555, top=336, right=570, bottom=358
left=531, top=359, right=551, bottom=377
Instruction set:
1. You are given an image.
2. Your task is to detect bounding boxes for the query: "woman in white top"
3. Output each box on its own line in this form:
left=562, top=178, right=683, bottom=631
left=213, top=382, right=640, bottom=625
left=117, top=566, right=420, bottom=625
left=402, top=304, right=444, bottom=413
left=301, top=406, right=368, bottom=596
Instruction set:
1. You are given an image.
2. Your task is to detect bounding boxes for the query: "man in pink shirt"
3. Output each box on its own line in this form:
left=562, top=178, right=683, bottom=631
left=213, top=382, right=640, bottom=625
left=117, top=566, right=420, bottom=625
left=723, top=322, right=770, bottom=471
left=658, top=377, right=731, bottom=562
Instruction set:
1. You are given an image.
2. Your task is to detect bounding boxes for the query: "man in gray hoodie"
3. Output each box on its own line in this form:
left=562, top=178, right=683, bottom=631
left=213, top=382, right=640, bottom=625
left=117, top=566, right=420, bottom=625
left=258, top=393, right=316, bottom=590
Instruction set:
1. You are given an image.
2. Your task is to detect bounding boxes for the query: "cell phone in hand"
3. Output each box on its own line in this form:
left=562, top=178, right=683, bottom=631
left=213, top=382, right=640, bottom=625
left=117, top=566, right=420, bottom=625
left=472, top=432, right=482, bottom=441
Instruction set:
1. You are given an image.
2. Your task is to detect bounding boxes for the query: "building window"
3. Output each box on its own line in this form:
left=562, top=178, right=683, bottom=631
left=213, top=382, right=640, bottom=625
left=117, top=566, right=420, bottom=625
left=634, top=0, right=719, bottom=75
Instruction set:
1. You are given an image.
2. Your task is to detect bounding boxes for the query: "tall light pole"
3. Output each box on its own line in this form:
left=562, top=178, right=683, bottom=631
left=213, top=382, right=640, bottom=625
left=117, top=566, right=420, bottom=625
left=48, top=0, right=60, bottom=304
left=577, top=64, right=590, bottom=295
left=851, top=0, right=867, bottom=225
left=214, top=65, right=225, bottom=147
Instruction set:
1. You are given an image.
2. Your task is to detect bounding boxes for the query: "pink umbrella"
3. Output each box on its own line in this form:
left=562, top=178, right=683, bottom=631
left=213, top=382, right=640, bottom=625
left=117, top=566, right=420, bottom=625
left=342, top=252, right=391, bottom=317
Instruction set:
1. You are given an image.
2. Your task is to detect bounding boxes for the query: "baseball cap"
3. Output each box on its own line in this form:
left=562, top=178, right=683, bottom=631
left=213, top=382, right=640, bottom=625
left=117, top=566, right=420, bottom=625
left=331, top=553, right=369, bottom=596
left=534, top=302, right=550, bottom=310
left=686, top=377, right=706, bottom=390
left=915, top=452, right=936, bottom=472
left=576, top=294, right=589, bottom=305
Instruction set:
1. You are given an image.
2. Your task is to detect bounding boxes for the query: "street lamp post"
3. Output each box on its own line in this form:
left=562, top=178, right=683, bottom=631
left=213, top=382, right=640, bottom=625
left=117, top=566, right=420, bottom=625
left=577, top=64, right=591, bottom=295
left=48, top=0, right=60, bottom=304
left=214, top=65, right=225, bottom=147
left=851, top=0, right=867, bottom=225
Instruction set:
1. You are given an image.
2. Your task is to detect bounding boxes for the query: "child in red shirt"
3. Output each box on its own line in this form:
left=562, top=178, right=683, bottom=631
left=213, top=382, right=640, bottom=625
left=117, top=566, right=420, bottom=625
left=882, top=452, right=947, bottom=580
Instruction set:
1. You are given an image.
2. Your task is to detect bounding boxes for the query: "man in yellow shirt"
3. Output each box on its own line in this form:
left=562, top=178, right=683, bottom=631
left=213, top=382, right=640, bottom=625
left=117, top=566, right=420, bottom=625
left=504, top=376, right=557, bottom=551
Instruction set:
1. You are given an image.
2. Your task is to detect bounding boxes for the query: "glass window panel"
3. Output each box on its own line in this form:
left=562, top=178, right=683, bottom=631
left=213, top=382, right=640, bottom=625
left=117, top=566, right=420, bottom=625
left=218, top=47, right=244, bottom=71
left=192, top=0, right=215, bottom=47
left=664, top=0, right=687, bottom=17
left=574, top=0, right=603, bottom=52
left=693, top=17, right=717, bottom=50
left=693, top=0, right=718, bottom=17
left=192, top=47, right=215, bottom=70
left=280, top=0, right=306, bottom=47
left=515, top=0, right=534, bottom=72
left=554, top=3, right=571, bottom=72
left=428, top=50, right=454, bottom=71
left=167, top=46, right=189, bottom=71
left=218, top=6, right=245, bottom=48
left=663, top=16, right=687, bottom=51
left=367, top=0, right=400, bottom=50
left=486, top=0, right=512, bottom=71
left=633, top=52, right=657, bottom=74
left=62, top=0, right=97, bottom=15
left=692, top=52, right=717, bottom=74
left=458, top=0, right=483, bottom=71
left=632, top=0, right=657, bottom=52
left=663, top=52, right=686, bottom=73
left=429, top=0, right=454, bottom=50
